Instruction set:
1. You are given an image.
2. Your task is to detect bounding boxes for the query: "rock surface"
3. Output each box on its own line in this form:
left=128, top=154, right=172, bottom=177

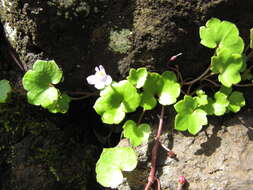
left=120, top=109, right=253, bottom=190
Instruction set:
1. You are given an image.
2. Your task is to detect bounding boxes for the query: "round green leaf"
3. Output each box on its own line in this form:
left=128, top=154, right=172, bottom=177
left=123, top=120, right=151, bottom=147
left=211, top=49, right=244, bottom=87
left=127, top=67, right=148, bottom=88
left=94, top=80, right=141, bottom=124
left=200, top=18, right=244, bottom=54
left=22, top=60, right=63, bottom=107
left=96, top=147, right=137, bottom=188
left=0, top=80, right=11, bottom=103
left=158, top=71, right=180, bottom=105
left=228, top=91, right=245, bottom=112
left=175, top=109, right=207, bottom=135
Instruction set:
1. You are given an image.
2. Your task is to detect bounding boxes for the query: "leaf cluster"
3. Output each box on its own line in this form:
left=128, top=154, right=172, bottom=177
left=200, top=18, right=246, bottom=87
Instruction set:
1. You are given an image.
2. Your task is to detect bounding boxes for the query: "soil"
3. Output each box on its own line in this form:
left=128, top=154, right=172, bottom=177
left=0, top=0, right=253, bottom=190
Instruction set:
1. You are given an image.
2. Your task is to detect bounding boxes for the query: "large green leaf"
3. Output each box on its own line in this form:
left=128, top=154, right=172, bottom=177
left=22, top=60, right=63, bottom=108
left=211, top=49, right=244, bottom=87
left=123, top=120, right=151, bottom=147
left=94, top=80, right=141, bottom=124
left=96, top=147, right=137, bottom=188
left=127, top=67, right=148, bottom=88
left=0, top=80, right=11, bottom=103
left=200, top=18, right=244, bottom=54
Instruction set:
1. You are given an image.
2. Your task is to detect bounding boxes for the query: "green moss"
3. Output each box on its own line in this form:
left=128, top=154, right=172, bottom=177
left=109, top=29, right=132, bottom=54
left=48, top=0, right=90, bottom=19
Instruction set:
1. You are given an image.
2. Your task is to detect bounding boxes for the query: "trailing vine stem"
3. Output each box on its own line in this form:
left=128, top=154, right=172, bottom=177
left=182, top=65, right=211, bottom=85
left=144, top=106, right=165, bottom=190
left=68, top=91, right=99, bottom=100
left=137, top=109, right=146, bottom=125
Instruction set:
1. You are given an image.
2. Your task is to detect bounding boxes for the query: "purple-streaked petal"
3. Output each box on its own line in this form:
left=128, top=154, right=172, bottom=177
left=86, top=75, right=97, bottom=84
left=99, top=65, right=105, bottom=72
left=95, top=66, right=99, bottom=72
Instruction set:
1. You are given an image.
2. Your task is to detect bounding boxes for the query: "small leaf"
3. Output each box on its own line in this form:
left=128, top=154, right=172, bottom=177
left=228, top=91, right=245, bottom=112
left=211, top=49, right=244, bottom=87
left=250, top=28, right=253, bottom=49
left=194, top=90, right=208, bottom=106
left=22, top=60, right=63, bottom=108
left=94, top=80, right=140, bottom=124
left=96, top=147, right=137, bottom=188
left=0, top=80, right=11, bottom=103
left=123, top=120, right=151, bottom=147
left=200, top=18, right=244, bottom=54
left=127, top=67, right=148, bottom=88
left=175, top=109, right=207, bottom=135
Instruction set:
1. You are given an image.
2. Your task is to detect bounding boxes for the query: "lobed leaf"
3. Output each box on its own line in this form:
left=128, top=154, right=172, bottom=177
left=123, top=120, right=151, bottom=147
left=22, top=60, right=63, bottom=108
left=200, top=18, right=244, bottom=54
left=96, top=147, right=137, bottom=188
left=0, top=80, right=12, bottom=103
left=94, top=80, right=140, bottom=124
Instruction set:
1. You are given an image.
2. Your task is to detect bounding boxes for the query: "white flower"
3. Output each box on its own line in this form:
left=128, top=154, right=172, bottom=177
left=86, top=65, right=112, bottom=89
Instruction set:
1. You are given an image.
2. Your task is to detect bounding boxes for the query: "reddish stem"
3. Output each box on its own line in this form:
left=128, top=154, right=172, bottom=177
left=144, top=106, right=165, bottom=190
